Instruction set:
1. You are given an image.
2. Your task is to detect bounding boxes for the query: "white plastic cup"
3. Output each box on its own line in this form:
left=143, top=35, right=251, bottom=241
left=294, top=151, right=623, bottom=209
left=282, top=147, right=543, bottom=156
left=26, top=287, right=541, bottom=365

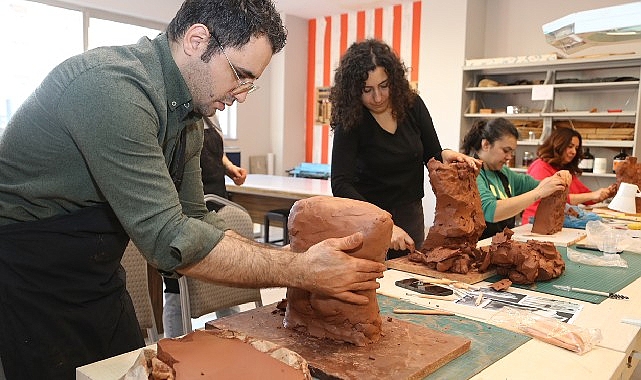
left=593, top=158, right=607, bottom=174
left=602, top=229, right=619, bottom=254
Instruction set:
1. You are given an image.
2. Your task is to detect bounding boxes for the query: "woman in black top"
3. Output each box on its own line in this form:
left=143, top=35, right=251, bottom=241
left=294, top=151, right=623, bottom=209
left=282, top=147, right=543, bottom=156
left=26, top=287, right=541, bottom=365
left=330, top=39, right=479, bottom=259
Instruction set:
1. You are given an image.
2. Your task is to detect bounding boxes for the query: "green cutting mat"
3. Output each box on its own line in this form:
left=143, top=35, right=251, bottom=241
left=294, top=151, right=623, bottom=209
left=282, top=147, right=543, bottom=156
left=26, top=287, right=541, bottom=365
left=377, top=294, right=530, bottom=380
left=488, top=246, right=641, bottom=303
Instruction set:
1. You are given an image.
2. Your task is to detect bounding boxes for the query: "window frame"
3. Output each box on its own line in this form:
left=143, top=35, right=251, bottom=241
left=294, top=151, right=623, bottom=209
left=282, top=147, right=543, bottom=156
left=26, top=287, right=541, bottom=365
left=5, top=0, right=237, bottom=139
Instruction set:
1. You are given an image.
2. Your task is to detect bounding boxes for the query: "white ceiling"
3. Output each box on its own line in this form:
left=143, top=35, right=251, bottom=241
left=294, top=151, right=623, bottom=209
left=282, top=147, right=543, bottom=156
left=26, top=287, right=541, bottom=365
left=273, top=0, right=410, bottom=19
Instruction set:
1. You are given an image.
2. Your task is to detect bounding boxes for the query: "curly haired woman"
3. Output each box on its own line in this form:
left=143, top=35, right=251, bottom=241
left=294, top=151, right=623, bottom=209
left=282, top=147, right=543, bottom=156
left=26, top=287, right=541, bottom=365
left=330, top=39, right=479, bottom=259
left=522, top=127, right=616, bottom=225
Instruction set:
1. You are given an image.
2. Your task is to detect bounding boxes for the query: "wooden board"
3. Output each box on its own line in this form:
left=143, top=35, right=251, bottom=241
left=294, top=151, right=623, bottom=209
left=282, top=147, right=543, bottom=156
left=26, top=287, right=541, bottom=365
left=206, top=304, right=471, bottom=380
left=386, top=255, right=496, bottom=284
left=509, top=224, right=586, bottom=246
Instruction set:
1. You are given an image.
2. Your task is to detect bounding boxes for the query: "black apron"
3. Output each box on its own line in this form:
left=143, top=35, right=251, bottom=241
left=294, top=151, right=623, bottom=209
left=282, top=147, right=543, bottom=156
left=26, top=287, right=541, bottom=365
left=0, top=204, right=144, bottom=380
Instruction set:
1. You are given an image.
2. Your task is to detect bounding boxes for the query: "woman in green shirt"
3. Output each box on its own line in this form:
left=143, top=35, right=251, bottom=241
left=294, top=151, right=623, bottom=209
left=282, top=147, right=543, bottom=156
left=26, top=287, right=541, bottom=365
left=461, top=118, right=570, bottom=239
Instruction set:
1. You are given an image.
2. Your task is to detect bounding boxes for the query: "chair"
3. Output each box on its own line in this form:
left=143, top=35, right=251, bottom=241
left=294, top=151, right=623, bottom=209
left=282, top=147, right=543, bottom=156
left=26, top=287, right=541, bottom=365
left=264, top=208, right=290, bottom=245
left=121, top=242, right=159, bottom=343
left=178, top=194, right=263, bottom=333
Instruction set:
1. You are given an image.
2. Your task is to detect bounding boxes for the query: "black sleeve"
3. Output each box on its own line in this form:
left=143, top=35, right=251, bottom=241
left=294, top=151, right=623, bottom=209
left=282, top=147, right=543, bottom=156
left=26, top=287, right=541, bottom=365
left=414, top=96, right=443, bottom=163
left=330, top=126, right=367, bottom=201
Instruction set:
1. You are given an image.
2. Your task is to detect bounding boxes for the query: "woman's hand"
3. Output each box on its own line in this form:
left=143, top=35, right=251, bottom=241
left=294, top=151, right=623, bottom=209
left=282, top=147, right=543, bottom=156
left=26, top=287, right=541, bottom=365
left=595, top=184, right=617, bottom=202
left=226, top=165, right=247, bottom=185
left=535, top=173, right=568, bottom=199
left=390, top=225, right=415, bottom=252
left=441, top=149, right=482, bottom=170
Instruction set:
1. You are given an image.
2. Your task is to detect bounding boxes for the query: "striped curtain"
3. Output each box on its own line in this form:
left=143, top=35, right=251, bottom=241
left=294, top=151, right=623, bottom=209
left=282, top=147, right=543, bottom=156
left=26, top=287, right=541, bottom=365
left=305, top=1, right=422, bottom=163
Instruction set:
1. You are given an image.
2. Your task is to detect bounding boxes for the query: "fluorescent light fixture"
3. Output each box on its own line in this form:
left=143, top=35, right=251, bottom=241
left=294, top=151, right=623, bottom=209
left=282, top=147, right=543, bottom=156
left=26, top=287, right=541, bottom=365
left=543, top=2, right=641, bottom=54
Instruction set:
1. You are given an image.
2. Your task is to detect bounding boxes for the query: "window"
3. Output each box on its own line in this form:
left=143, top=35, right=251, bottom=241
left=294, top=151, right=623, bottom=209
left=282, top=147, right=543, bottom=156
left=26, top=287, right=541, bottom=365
left=0, top=1, right=83, bottom=133
left=217, top=104, right=237, bottom=139
left=88, top=17, right=161, bottom=50
left=0, top=0, right=237, bottom=139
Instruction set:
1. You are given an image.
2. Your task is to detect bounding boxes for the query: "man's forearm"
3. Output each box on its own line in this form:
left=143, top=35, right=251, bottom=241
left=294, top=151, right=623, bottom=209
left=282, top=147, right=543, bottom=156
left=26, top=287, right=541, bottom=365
left=177, top=230, right=301, bottom=288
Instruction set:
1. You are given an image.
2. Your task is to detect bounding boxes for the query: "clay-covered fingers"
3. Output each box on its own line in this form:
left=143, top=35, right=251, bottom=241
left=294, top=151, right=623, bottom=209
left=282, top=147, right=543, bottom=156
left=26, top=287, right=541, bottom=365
left=539, top=175, right=567, bottom=197
left=556, top=170, right=572, bottom=185
left=390, top=225, right=414, bottom=251
left=442, top=150, right=481, bottom=169
left=301, top=233, right=386, bottom=304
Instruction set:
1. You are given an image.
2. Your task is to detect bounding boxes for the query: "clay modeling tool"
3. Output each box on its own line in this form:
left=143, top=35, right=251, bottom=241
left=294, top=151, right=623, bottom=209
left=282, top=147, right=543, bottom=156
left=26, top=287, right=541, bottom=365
left=425, top=277, right=480, bottom=290
left=405, top=292, right=458, bottom=301
left=621, top=318, right=641, bottom=327
left=393, top=309, right=455, bottom=316
left=553, top=284, right=629, bottom=299
left=575, top=244, right=621, bottom=254
left=475, top=291, right=484, bottom=306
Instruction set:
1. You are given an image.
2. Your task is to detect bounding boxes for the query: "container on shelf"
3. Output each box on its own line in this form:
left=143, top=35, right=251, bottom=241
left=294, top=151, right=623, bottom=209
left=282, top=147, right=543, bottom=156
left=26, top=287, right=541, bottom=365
left=613, top=149, right=629, bottom=173
left=578, top=148, right=594, bottom=173
left=594, top=158, right=607, bottom=174
left=522, top=151, right=534, bottom=167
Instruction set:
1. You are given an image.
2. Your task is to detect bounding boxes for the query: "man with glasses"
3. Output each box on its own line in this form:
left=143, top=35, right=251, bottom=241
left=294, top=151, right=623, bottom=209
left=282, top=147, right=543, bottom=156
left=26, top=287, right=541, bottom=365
left=0, top=1, right=386, bottom=379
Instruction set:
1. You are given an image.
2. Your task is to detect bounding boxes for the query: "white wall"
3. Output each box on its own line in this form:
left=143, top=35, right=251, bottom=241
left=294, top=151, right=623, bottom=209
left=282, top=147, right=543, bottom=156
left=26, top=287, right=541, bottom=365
left=47, top=0, right=181, bottom=23
left=33, top=0, right=641, bottom=227
left=416, top=0, right=641, bottom=228
left=483, top=0, right=641, bottom=58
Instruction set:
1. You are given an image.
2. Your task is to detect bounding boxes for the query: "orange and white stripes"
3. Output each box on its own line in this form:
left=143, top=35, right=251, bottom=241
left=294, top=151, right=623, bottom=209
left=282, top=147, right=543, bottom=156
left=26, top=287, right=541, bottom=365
left=305, top=1, right=422, bottom=163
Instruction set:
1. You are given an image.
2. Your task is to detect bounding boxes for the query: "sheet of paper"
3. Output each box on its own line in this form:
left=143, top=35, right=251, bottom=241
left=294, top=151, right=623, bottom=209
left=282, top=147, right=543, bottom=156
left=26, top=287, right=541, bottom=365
left=532, top=85, right=553, bottom=100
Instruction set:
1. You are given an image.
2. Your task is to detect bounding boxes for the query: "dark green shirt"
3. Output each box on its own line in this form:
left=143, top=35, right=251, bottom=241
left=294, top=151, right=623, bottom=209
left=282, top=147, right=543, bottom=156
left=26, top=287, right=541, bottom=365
left=477, top=166, right=539, bottom=223
left=0, top=33, right=224, bottom=271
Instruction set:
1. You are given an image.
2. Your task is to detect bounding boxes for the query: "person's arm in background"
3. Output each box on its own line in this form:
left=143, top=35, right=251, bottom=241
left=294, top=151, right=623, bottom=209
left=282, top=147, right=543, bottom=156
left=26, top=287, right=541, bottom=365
left=223, top=154, right=247, bottom=185
left=479, top=169, right=569, bottom=223
left=528, top=159, right=615, bottom=205
left=330, top=126, right=367, bottom=201
left=413, top=96, right=481, bottom=169
left=567, top=180, right=616, bottom=205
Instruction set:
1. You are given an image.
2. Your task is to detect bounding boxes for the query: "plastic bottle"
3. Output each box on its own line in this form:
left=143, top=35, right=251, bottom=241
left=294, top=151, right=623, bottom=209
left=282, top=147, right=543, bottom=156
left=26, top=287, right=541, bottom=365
left=613, top=149, right=628, bottom=173
left=522, top=152, right=534, bottom=167
left=578, top=148, right=594, bottom=173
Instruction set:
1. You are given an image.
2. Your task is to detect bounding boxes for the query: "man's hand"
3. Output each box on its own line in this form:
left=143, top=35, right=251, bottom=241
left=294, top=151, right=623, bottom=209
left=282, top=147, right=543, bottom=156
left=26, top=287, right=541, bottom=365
left=297, top=232, right=386, bottom=305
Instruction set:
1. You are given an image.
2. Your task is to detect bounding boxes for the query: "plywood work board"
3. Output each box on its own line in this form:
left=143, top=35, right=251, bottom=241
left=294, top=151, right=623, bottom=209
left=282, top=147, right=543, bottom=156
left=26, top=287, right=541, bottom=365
left=386, top=256, right=496, bottom=284
left=510, top=224, right=586, bottom=246
left=206, top=303, right=470, bottom=380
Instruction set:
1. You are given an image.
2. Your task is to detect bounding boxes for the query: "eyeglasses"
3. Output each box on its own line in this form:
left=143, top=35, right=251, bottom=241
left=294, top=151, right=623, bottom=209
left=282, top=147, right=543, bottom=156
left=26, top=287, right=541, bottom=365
left=210, top=33, right=258, bottom=96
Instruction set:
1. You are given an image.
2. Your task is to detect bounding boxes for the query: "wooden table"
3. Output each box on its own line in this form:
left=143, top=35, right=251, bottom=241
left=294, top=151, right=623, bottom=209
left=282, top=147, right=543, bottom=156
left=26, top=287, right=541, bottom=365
left=377, top=269, right=641, bottom=379
left=225, top=174, right=332, bottom=224
left=78, top=223, right=641, bottom=379
left=77, top=267, right=641, bottom=380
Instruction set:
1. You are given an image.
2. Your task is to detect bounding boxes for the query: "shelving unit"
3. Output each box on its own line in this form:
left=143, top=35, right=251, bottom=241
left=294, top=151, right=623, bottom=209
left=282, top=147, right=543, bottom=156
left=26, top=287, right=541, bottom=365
left=462, top=54, right=641, bottom=186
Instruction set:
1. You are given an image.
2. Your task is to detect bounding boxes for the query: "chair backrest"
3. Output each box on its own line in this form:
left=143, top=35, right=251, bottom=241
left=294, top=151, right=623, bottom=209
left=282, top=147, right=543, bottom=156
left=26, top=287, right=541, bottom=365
left=121, top=242, right=159, bottom=343
left=179, top=195, right=262, bottom=332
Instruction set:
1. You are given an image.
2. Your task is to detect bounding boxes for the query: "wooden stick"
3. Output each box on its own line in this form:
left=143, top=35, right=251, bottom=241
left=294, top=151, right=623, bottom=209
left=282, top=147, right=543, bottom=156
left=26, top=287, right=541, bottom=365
left=475, top=292, right=484, bottom=306
left=393, top=309, right=455, bottom=316
left=408, top=293, right=458, bottom=301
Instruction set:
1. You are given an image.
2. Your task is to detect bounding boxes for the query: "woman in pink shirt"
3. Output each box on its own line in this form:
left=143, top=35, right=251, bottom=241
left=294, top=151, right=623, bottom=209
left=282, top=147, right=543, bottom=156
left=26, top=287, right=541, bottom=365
left=522, top=127, right=616, bottom=225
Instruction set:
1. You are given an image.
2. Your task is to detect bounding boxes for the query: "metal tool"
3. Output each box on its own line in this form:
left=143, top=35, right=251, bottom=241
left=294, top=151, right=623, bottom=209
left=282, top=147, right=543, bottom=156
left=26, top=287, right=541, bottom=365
left=575, top=243, right=622, bottom=254
left=553, top=284, right=629, bottom=299
left=393, top=308, right=454, bottom=316
left=621, top=318, right=641, bottom=327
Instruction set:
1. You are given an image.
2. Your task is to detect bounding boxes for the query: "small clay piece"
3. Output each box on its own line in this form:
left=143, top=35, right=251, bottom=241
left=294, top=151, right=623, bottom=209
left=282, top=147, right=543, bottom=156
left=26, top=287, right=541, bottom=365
left=490, top=278, right=513, bottom=291
left=285, top=196, right=393, bottom=346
